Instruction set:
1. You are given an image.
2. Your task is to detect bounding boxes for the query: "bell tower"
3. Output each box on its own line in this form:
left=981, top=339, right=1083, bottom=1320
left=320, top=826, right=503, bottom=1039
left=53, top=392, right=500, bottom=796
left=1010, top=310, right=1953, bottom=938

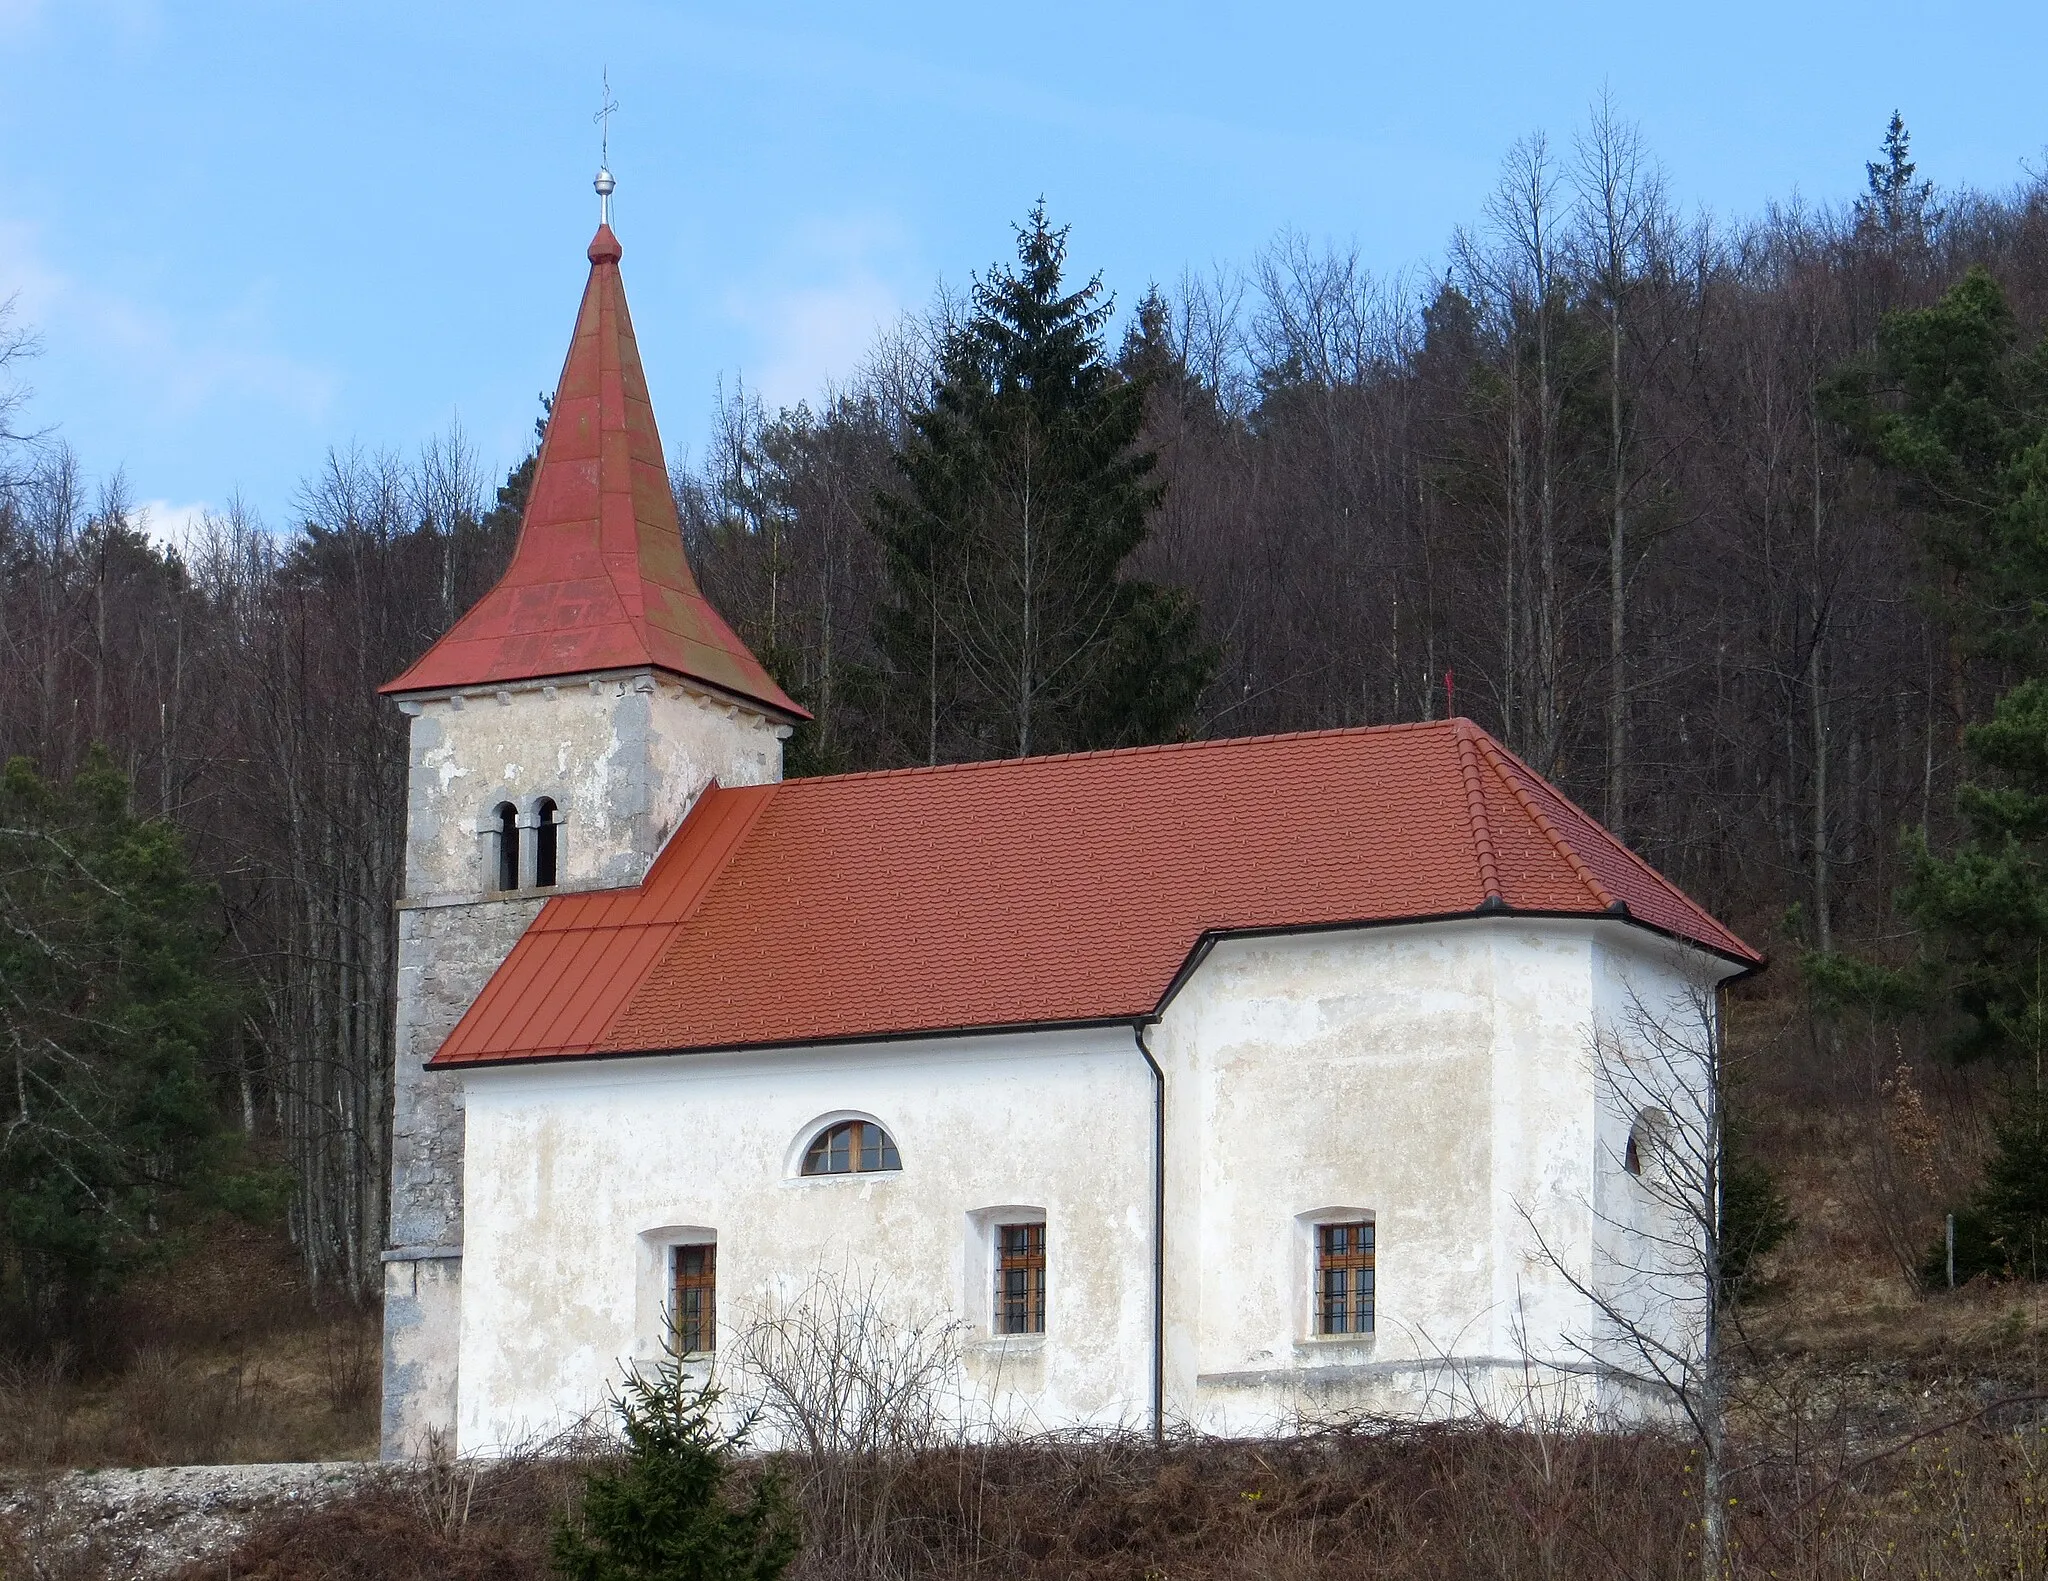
left=377, top=183, right=806, bottom=1457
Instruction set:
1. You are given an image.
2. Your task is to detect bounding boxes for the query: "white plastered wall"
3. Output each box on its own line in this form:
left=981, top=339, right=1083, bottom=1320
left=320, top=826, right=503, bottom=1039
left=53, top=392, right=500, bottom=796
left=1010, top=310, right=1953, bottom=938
left=1149, top=916, right=1727, bottom=1434
left=451, top=916, right=1730, bottom=1449
left=454, top=1029, right=1155, bottom=1454
left=1585, top=929, right=1731, bottom=1417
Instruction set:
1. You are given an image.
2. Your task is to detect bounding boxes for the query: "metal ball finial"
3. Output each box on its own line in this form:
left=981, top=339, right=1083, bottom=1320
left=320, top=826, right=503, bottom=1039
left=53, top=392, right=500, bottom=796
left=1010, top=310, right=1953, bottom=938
left=594, top=165, right=615, bottom=226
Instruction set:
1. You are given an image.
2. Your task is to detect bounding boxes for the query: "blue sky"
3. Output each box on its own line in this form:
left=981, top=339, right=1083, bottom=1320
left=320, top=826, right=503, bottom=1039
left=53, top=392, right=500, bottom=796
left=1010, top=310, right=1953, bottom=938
left=1, top=0, right=2042, bottom=537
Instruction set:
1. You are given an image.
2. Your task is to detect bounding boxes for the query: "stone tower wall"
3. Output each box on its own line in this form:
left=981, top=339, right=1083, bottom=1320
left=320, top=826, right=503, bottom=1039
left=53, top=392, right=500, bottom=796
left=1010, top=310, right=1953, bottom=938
left=379, top=668, right=786, bottom=1457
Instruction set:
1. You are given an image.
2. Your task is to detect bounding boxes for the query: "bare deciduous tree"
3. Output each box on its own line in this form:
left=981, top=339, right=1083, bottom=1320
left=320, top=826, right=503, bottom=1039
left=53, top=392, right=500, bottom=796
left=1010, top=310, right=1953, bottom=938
left=1517, top=967, right=1734, bottom=1579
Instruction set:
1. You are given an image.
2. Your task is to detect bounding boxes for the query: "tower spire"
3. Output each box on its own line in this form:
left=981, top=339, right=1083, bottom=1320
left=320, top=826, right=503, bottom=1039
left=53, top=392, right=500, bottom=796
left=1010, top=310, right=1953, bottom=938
left=382, top=197, right=804, bottom=720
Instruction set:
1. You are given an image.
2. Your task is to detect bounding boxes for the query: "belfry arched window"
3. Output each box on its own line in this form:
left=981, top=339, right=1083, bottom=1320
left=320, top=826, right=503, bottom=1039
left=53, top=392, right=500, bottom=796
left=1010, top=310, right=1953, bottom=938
left=494, top=802, right=520, bottom=892
left=534, top=797, right=559, bottom=888
left=801, top=1120, right=901, bottom=1176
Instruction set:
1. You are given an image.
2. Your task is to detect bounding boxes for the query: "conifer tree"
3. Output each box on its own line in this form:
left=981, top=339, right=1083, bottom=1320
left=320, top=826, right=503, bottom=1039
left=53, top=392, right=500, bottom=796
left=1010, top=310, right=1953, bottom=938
left=871, top=204, right=1215, bottom=763
left=0, top=751, right=240, bottom=1345
left=553, top=1357, right=799, bottom=1581
left=1822, top=266, right=2048, bottom=669
left=1856, top=111, right=1940, bottom=243
left=1815, top=267, right=2048, bottom=1275
left=1814, top=269, right=2048, bottom=1045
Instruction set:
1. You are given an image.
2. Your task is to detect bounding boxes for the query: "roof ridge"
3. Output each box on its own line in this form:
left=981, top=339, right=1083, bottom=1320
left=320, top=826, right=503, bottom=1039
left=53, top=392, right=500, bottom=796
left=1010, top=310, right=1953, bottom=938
left=589, top=258, right=655, bottom=633
left=1451, top=720, right=1504, bottom=904
left=1470, top=733, right=1617, bottom=911
left=784, top=718, right=1458, bottom=788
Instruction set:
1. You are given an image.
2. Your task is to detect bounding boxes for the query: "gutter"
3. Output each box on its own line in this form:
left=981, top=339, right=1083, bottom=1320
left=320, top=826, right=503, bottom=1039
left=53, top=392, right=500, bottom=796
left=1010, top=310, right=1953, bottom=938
left=1132, top=1021, right=1165, bottom=1446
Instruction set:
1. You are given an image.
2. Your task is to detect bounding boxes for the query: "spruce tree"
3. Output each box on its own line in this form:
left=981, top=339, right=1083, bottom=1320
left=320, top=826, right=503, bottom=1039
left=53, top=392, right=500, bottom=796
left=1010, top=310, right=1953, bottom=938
left=1821, top=266, right=2048, bottom=669
left=1856, top=112, right=1940, bottom=243
left=870, top=204, right=1215, bottom=764
left=553, top=1358, right=798, bottom=1581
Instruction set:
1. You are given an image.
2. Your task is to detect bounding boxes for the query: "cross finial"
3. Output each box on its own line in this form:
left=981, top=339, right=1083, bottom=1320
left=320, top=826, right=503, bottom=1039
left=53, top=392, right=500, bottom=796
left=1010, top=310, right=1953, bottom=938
left=593, top=68, right=620, bottom=225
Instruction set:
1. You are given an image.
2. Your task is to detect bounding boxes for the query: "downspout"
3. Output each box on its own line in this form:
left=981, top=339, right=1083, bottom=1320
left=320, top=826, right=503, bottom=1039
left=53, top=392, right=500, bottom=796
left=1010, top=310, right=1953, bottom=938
left=1132, top=1021, right=1165, bottom=1446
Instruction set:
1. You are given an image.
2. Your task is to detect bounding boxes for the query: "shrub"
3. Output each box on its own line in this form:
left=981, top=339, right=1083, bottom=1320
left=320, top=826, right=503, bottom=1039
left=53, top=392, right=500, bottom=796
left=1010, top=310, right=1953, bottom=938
left=1928, top=1088, right=2048, bottom=1283
left=551, top=1355, right=799, bottom=1581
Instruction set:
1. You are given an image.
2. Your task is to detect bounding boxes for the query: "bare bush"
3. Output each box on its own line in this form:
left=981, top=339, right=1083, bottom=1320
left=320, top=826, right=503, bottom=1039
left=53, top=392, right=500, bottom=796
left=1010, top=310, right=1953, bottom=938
left=113, top=1347, right=278, bottom=1466
left=168, top=1413, right=2048, bottom=1581
left=0, top=1347, right=75, bottom=1466
left=731, top=1269, right=967, bottom=1456
left=729, top=1267, right=969, bottom=1567
left=319, top=1315, right=379, bottom=1415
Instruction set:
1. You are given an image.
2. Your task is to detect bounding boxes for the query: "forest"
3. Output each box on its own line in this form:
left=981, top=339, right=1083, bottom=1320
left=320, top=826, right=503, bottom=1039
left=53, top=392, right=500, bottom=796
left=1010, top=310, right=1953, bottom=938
left=0, top=106, right=2044, bottom=1329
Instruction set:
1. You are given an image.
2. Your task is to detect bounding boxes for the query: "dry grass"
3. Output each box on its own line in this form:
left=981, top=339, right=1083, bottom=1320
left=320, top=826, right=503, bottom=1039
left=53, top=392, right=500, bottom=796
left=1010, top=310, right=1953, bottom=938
left=151, top=1417, right=2048, bottom=1581
left=153, top=1460, right=588, bottom=1581
left=0, top=1220, right=380, bottom=1471
left=1723, top=978, right=2048, bottom=1374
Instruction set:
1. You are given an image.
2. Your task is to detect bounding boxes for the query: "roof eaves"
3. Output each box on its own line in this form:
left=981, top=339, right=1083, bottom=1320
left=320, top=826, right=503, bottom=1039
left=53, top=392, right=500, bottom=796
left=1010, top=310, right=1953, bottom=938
left=452, top=905, right=1772, bottom=1075
left=1149, top=904, right=1765, bottom=1022
left=443, top=1013, right=1153, bottom=1072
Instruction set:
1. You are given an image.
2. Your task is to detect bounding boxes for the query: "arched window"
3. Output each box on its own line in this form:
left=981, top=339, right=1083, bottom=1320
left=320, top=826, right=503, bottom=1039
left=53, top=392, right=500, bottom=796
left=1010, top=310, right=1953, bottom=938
left=801, top=1120, right=901, bottom=1176
left=494, top=802, right=520, bottom=892
left=534, top=798, right=559, bottom=888
left=1625, top=1110, right=1667, bottom=1178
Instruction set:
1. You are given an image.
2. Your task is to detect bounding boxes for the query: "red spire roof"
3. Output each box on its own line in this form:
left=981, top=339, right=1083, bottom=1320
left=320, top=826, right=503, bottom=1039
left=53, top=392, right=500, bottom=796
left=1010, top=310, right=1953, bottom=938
left=430, top=718, right=1762, bottom=1069
left=383, top=226, right=806, bottom=717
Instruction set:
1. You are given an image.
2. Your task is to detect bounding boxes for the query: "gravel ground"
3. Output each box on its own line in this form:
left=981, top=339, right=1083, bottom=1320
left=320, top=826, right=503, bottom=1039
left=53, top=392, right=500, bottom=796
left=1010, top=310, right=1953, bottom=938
left=0, top=1461, right=380, bottom=1578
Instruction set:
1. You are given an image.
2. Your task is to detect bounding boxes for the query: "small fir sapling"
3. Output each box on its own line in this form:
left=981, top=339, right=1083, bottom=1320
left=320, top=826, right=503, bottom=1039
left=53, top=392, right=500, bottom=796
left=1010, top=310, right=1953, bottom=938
left=552, top=1350, right=800, bottom=1581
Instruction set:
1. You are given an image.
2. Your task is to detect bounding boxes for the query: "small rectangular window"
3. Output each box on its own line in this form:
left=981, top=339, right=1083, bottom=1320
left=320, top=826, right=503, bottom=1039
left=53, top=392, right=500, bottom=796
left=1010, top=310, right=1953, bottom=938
left=1316, top=1221, right=1375, bottom=1335
left=996, top=1223, right=1046, bottom=1335
left=673, top=1243, right=716, bottom=1353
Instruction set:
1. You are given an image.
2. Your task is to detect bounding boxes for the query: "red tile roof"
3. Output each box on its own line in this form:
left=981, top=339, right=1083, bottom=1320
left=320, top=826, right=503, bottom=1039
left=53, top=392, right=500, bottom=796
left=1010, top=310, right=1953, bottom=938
left=430, top=719, right=1761, bottom=1068
left=383, top=226, right=805, bottom=718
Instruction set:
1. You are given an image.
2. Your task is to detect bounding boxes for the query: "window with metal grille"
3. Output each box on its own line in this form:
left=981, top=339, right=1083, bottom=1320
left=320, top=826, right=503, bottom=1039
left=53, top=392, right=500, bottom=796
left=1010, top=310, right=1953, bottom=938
left=995, top=1223, right=1046, bottom=1335
left=672, top=1243, right=716, bottom=1354
left=801, top=1120, right=901, bottom=1175
left=1315, top=1221, right=1375, bottom=1335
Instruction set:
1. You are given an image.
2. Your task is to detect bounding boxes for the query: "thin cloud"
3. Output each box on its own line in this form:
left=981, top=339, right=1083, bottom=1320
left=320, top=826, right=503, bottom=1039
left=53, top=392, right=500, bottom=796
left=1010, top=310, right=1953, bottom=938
left=0, top=218, right=336, bottom=427
left=739, top=275, right=902, bottom=412
left=137, top=497, right=210, bottom=553
left=718, top=213, right=911, bottom=412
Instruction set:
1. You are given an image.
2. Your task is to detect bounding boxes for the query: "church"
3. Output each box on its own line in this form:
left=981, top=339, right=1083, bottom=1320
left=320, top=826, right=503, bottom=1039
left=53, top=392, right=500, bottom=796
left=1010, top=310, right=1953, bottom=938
left=377, top=191, right=1762, bottom=1458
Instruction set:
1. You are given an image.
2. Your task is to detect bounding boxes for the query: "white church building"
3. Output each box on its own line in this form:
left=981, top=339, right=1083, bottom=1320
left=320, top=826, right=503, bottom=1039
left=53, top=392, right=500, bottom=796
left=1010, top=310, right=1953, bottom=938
left=377, top=206, right=1763, bottom=1458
